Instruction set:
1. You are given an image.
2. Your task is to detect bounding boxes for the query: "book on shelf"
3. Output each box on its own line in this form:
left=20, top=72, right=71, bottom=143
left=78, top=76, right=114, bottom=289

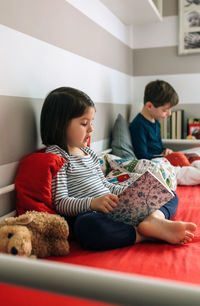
left=161, top=116, right=172, bottom=139
left=176, top=109, right=184, bottom=139
left=167, top=115, right=172, bottom=139
left=160, top=109, right=185, bottom=139
left=163, top=117, right=167, bottom=138
left=108, top=170, right=174, bottom=226
left=188, top=118, right=200, bottom=124
left=163, top=116, right=168, bottom=139
left=160, top=119, right=164, bottom=138
left=171, top=111, right=177, bottom=139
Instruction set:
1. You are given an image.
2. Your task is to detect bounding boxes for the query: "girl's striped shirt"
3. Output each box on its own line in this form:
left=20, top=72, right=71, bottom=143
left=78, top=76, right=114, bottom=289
left=46, top=145, right=124, bottom=216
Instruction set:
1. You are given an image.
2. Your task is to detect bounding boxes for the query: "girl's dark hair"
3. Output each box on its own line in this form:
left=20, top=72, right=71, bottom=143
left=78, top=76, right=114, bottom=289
left=40, top=87, right=95, bottom=150
left=144, top=80, right=179, bottom=107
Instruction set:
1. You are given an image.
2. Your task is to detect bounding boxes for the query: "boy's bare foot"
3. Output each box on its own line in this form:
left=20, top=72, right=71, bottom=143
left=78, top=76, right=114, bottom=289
left=136, top=212, right=197, bottom=245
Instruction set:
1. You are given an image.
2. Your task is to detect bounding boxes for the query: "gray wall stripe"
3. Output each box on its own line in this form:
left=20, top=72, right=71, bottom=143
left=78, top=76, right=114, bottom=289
left=0, top=0, right=133, bottom=75
left=93, top=103, right=131, bottom=141
left=0, top=95, right=42, bottom=165
left=163, top=0, right=178, bottom=17
left=133, top=45, right=200, bottom=76
left=0, top=95, right=130, bottom=165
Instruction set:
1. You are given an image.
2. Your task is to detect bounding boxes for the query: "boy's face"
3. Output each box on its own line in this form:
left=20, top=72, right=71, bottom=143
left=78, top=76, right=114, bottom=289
left=147, top=102, right=172, bottom=121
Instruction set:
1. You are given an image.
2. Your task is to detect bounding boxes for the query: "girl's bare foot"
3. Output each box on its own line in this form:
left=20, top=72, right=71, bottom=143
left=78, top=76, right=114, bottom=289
left=136, top=213, right=197, bottom=245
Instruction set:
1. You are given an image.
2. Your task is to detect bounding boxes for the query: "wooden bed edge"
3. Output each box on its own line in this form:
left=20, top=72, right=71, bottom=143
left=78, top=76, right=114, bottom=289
left=0, top=210, right=16, bottom=221
left=0, top=254, right=200, bottom=306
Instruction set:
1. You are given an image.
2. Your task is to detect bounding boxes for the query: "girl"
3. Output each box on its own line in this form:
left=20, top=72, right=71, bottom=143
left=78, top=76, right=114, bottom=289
left=40, top=87, right=196, bottom=250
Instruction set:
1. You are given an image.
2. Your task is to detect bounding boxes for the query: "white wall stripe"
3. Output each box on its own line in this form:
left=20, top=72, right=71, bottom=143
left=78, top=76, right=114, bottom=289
left=0, top=24, right=132, bottom=105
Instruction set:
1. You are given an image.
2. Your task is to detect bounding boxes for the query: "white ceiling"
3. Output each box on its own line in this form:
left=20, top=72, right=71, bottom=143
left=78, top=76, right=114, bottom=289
left=100, top=0, right=162, bottom=25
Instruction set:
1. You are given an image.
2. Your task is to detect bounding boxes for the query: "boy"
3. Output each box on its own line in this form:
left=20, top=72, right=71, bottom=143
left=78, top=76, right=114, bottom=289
left=129, top=80, right=179, bottom=160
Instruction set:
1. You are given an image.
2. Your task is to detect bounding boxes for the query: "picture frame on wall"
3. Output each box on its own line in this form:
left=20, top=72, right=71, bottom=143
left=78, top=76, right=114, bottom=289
left=179, top=0, right=200, bottom=55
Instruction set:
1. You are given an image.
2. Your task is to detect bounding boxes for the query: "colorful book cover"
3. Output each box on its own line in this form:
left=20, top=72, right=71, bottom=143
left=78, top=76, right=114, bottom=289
left=108, top=170, right=174, bottom=226
left=188, top=123, right=200, bottom=139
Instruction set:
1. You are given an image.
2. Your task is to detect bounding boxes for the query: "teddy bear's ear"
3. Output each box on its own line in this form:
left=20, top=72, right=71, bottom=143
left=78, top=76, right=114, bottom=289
left=5, top=214, right=33, bottom=225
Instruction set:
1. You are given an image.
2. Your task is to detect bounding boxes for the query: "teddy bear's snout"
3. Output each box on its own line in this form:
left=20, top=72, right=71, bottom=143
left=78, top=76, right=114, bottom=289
left=0, top=225, right=32, bottom=256
left=11, top=246, right=18, bottom=255
left=0, top=212, right=70, bottom=257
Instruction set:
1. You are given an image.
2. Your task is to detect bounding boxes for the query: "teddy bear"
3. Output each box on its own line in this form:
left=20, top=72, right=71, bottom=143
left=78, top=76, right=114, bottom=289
left=0, top=211, right=70, bottom=258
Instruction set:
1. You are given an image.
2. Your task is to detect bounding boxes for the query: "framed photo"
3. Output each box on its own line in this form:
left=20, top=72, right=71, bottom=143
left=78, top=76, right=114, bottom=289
left=188, top=123, right=200, bottom=138
left=179, top=0, right=200, bottom=55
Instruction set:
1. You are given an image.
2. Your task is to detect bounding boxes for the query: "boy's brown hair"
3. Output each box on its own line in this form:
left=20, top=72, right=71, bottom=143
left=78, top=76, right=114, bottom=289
left=144, top=80, right=179, bottom=107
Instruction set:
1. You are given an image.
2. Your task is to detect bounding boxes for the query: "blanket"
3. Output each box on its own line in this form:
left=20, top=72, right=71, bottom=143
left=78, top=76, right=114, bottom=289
left=100, top=154, right=200, bottom=187
left=100, top=154, right=177, bottom=190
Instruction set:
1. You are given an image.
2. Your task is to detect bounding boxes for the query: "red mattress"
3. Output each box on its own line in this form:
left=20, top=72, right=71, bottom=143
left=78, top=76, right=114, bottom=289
left=1, top=186, right=200, bottom=306
left=47, top=185, right=200, bottom=287
left=0, top=282, right=114, bottom=306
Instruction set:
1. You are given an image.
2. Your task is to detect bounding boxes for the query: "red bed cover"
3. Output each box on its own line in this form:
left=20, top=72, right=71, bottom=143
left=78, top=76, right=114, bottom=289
left=1, top=185, right=200, bottom=305
left=50, top=185, right=200, bottom=286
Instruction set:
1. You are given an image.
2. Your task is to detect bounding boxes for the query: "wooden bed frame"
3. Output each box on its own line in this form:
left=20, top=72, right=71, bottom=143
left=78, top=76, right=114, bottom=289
left=1, top=252, right=200, bottom=306
left=1, top=149, right=200, bottom=305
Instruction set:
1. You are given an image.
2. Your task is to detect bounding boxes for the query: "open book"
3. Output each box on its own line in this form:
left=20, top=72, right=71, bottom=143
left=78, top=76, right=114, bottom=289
left=108, top=170, right=174, bottom=226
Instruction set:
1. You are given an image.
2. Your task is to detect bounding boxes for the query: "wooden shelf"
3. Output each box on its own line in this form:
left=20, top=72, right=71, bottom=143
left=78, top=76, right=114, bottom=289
left=162, top=139, right=200, bottom=151
left=162, top=139, right=200, bottom=145
left=100, top=0, right=162, bottom=25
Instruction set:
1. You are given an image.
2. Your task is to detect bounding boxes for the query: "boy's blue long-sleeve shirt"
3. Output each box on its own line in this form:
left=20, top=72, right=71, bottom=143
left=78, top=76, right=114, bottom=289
left=129, top=113, right=164, bottom=160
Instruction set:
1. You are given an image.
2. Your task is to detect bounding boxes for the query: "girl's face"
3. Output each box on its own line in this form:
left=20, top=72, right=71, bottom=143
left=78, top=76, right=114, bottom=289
left=66, top=107, right=95, bottom=152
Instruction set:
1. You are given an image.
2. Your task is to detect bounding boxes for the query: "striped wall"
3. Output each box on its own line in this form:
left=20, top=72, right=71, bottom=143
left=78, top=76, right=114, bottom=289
left=131, top=0, right=200, bottom=119
left=0, top=0, right=133, bottom=215
left=0, top=3, right=132, bottom=154
left=1, top=0, right=200, bottom=216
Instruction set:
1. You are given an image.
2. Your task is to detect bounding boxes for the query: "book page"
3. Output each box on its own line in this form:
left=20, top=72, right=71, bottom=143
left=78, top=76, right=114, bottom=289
left=149, top=170, right=174, bottom=195
left=108, top=170, right=174, bottom=226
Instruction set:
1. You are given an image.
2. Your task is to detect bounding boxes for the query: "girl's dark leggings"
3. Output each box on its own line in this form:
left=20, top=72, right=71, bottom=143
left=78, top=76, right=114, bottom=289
left=73, top=191, right=178, bottom=251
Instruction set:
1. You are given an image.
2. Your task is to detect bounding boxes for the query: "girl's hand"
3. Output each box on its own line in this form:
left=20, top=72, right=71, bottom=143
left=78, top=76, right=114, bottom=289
left=90, top=194, right=119, bottom=214
left=162, top=148, right=173, bottom=156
